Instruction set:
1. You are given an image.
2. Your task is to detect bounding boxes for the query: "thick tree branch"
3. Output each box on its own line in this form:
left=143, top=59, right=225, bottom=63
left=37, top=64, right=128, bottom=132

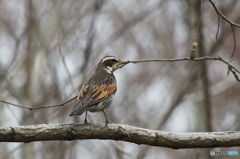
left=0, top=123, right=239, bottom=149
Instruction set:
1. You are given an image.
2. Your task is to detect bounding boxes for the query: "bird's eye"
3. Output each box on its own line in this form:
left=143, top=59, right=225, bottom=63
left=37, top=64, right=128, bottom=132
left=111, top=59, right=118, bottom=63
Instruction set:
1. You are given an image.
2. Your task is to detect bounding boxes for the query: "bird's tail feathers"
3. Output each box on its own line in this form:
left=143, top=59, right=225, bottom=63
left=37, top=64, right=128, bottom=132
left=69, top=104, right=86, bottom=116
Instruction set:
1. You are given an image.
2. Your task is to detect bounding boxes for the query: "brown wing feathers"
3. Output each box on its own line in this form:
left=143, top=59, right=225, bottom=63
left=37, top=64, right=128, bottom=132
left=91, top=83, right=116, bottom=101
left=69, top=76, right=116, bottom=116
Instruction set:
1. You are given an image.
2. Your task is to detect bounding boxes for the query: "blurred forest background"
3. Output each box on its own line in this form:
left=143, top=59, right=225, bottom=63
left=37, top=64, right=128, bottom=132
left=0, top=0, right=240, bottom=159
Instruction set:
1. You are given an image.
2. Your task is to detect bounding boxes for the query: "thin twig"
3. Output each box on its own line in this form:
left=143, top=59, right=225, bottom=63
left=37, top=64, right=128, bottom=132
left=1, top=56, right=239, bottom=110
left=230, top=25, right=236, bottom=61
left=208, top=0, right=240, bottom=59
left=229, top=67, right=240, bottom=82
left=216, top=56, right=240, bottom=74
left=122, top=56, right=240, bottom=81
left=57, top=28, right=75, bottom=90
left=0, top=96, right=77, bottom=110
left=97, top=0, right=164, bottom=54
left=195, top=0, right=202, bottom=42
left=208, top=0, right=240, bottom=27
left=216, top=14, right=220, bottom=41
left=125, top=56, right=219, bottom=63
left=81, top=0, right=105, bottom=73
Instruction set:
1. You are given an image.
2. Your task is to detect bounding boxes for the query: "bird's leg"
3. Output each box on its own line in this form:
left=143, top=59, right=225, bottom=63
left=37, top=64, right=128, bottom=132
left=84, top=111, right=89, bottom=124
left=102, top=110, right=109, bottom=125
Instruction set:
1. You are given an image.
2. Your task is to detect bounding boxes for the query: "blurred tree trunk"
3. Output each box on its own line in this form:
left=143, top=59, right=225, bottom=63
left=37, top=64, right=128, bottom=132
left=195, top=1, right=212, bottom=159
left=20, top=0, right=56, bottom=157
left=20, top=1, right=37, bottom=158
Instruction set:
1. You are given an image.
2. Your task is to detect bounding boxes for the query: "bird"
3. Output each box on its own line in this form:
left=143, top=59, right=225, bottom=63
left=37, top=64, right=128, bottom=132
left=69, top=56, right=126, bottom=124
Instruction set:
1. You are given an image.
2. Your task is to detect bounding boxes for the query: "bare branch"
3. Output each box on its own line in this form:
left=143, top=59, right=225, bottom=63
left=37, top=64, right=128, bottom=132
left=98, top=0, right=164, bottom=54
left=0, top=96, right=77, bottom=110
left=216, top=14, right=220, bottom=41
left=57, top=28, right=75, bottom=90
left=195, top=0, right=202, bottom=42
left=229, top=66, right=240, bottom=82
left=230, top=25, right=237, bottom=61
left=208, top=0, right=240, bottom=27
left=124, top=56, right=240, bottom=73
left=208, top=0, right=240, bottom=59
left=0, top=123, right=239, bottom=148
left=0, top=56, right=239, bottom=110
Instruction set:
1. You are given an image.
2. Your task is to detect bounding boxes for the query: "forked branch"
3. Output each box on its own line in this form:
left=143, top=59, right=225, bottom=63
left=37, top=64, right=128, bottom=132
left=124, top=56, right=240, bottom=78
left=208, top=0, right=240, bottom=60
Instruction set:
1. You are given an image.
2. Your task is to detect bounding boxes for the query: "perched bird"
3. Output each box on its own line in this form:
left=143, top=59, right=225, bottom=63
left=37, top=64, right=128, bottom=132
left=69, top=56, right=126, bottom=124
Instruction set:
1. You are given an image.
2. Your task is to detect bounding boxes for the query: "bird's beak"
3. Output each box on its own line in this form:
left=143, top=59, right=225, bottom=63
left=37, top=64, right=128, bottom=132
left=116, top=61, right=128, bottom=69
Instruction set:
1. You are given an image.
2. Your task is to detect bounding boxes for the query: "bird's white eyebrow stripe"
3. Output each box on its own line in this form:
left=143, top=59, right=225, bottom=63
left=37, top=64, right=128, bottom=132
left=101, top=57, right=118, bottom=63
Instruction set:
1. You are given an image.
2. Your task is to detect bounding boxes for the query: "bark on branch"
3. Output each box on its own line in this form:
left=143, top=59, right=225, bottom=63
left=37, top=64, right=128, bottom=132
left=0, top=123, right=239, bottom=149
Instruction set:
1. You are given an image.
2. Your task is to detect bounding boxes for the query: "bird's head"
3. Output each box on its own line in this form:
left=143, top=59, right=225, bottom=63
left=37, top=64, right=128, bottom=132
left=97, top=56, right=127, bottom=74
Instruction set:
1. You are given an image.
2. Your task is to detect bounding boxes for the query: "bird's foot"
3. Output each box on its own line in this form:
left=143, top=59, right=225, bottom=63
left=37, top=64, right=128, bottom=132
left=84, top=119, right=91, bottom=125
left=105, top=120, right=110, bottom=126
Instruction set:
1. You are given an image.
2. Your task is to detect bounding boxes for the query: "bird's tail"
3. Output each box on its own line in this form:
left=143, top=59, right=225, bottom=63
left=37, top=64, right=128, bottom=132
left=69, top=103, right=86, bottom=116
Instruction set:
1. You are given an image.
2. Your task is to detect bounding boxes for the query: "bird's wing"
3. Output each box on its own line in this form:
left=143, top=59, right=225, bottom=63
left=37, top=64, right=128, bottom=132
left=77, top=76, right=117, bottom=108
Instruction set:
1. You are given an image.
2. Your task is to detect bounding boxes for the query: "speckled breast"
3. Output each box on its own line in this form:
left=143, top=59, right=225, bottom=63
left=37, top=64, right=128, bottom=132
left=87, top=94, right=115, bottom=112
